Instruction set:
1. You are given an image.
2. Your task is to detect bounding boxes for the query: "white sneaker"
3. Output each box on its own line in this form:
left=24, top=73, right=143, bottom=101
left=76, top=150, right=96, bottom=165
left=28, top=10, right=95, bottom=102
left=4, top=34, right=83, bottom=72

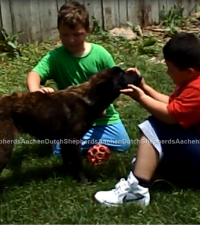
left=94, top=171, right=150, bottom=207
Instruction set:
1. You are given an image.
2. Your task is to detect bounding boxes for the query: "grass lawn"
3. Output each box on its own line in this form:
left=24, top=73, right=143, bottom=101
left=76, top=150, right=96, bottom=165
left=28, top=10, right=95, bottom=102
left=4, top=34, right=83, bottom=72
left=0, top=32, right=200, bottom=224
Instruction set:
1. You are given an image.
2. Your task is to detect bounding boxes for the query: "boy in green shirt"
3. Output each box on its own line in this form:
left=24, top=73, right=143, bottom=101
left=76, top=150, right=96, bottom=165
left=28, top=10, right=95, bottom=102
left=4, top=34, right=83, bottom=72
left=26, top=1, right=131, bottom=155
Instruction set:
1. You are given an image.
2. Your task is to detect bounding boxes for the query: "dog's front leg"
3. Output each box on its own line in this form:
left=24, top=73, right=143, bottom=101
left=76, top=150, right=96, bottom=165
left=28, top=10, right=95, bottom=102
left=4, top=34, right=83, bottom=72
left=60, top=140, right=88, bottom=183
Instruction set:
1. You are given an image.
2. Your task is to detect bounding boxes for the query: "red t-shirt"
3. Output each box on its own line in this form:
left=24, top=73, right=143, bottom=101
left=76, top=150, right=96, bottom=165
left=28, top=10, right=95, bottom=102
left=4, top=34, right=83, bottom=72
left=167, top=75, right=200, bottom=134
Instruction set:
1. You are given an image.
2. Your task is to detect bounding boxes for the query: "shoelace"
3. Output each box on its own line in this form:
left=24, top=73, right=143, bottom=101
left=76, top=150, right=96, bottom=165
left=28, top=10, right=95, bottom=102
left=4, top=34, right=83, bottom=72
left=113, top=178, right=129, bottom=195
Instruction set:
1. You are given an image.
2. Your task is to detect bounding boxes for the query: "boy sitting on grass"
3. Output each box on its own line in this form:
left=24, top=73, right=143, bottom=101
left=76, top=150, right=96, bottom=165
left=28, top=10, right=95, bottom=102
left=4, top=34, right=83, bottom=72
left=26, top=2, right=131, bottom=155
left=94, top=32, right=200, bottom=207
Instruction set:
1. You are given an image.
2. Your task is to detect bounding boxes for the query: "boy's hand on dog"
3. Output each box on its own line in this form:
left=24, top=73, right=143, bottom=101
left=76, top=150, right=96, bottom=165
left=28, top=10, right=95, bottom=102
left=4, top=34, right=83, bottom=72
left=120, top=84, right=146, bottom=102
left=37, top=87, right=55, bottom=94
left=126, top=67, right=146, bottom=90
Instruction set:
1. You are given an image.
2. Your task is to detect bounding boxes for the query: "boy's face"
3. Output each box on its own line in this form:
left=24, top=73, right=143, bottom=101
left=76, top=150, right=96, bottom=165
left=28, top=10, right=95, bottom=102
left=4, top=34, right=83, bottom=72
left=58, top=23, right=90, bottom=53
left=166, top=60, right=195, bottom=85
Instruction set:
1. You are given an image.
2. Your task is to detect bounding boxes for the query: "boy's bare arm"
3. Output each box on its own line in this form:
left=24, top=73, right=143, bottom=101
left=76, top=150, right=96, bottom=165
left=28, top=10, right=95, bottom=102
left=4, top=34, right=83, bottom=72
left=143, top=84, right=169, bottom=104
left=126, top=68, right=169, bottom=104
left=139, top=94, right=176, bottom=124
left=26, top=71, right=54, bottom=93
left=121, top=84, right=176, bottom=124
left=26, top=71, right=41, bottom=92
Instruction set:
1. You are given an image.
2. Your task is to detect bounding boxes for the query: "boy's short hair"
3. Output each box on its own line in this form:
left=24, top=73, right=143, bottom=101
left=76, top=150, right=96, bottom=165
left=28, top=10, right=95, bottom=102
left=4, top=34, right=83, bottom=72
left=57, top=1, right=89, bottom=29
left=163, top=32, right=200, bottom=71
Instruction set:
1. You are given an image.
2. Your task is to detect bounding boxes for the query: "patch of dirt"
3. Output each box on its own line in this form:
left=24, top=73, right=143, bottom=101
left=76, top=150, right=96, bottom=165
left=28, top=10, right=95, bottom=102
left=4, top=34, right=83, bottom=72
left=109, top=27, right=137, bottom=40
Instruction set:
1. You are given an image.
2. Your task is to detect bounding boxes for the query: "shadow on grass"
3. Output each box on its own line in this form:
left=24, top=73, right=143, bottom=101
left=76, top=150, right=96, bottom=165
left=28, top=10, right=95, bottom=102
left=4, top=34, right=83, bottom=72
left=0, top=163, right=67, bottom=192
left=0, top=144, right=133, bottom=191
left=2, top=143, right=200, bottom=194
left=0, top=143, right=66, bottom=191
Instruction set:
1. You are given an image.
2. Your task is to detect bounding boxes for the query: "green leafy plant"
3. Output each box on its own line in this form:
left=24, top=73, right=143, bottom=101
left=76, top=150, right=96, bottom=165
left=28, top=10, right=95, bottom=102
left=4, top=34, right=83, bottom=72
left=0, top=28, right=23, bottom=59
left=131, top=34, right=163, bottom=57
left=90, top=16, right=104, bottom=35
left=159, top=4, right=184, bottom=35
left=159, top=4, right=184, bottom=26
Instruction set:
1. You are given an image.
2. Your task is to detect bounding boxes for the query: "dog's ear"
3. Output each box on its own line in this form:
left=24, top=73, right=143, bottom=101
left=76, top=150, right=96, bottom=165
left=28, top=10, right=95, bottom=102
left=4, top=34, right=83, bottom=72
left=95, top=79, right=113, bottom=93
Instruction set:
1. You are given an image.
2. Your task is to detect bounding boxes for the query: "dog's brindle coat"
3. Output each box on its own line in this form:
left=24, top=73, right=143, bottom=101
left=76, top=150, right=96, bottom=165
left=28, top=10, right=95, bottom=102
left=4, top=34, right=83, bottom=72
left=0, top=66, right=142, bottom=183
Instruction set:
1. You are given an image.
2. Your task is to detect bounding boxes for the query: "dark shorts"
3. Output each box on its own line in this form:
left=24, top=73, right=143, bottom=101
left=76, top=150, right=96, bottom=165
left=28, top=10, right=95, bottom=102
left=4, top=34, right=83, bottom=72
left=139, top=116, right=200, bottom=184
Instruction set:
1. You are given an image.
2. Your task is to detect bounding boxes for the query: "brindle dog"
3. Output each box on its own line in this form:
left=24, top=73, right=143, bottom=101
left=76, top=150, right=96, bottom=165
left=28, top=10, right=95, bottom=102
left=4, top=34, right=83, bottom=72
left=0, top=66, right=142, bottom=183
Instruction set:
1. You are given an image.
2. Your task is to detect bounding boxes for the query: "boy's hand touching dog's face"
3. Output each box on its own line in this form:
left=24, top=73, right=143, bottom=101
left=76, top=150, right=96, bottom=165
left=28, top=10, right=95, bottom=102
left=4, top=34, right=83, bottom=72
left=126, top=67, right=146, bottom=90
left=120, top=84, right=146, bottom=102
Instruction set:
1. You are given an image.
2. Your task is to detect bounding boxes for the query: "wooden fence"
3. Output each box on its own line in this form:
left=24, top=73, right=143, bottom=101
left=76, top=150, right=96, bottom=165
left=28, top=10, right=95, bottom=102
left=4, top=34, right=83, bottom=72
left=0, top=0, right=200, bottom=43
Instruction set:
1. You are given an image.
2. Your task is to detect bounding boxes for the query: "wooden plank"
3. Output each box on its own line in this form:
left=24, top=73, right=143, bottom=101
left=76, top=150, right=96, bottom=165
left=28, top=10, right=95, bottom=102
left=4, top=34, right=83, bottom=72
left=193, top=0, right=198, bottom=13
left=102, top=0, right=115, bottom=28
left=195, top=0, right=200, bottom=12
left=29, top=0, right=42, bottom=42
left=191, top=0, right=200, bottom=13
left=0, top=0, right=3, bottom=40
left=8, top=0, right=31, bottom=42
left=150, top=0, right=160, bottom=24
left=102, top=0, right=112, bottom=29
left=77, top=0, right=84, bottom=4
left=38, top=1, right=50, bottom=42
left=118, top=0, right=127, bottom=26
left=84, top=0, right=97, bottom=29
left=113, top=0, right=119, bottom=27
left=20, top=0, right=31, bottom=42
left=47, top=0, right=59, bottom=40
left=57, top=0, right=65, bottom=11
left=9, top=1, right=21, bottom=35
left=191, top=0, right=199, bottom=13
left=0, top=0, right=12, bottom=35
left=38, top=0, right=58, bottom=42
left=159, top=0, right=167, bottom=12
left=166, top=0, right=177, bottom=12
left=90, top=0, right=104, bottom=29
left=158, top=0, right=167, bottom=23
left=0, top=0, right=2, bottom=28
left=127, top=0, right=142, bottom=26
left=180, top=0, right=197, bottom=15
left=102, top=0, right=118, bottom=30
left=142, top=0, right=160, bottom=26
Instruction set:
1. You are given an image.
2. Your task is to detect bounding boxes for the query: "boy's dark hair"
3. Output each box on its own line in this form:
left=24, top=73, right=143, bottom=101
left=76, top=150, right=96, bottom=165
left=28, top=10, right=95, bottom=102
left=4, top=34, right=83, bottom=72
left=57, top=2, right=89, bottom=29
left=163, top=32, right=200, bottom=71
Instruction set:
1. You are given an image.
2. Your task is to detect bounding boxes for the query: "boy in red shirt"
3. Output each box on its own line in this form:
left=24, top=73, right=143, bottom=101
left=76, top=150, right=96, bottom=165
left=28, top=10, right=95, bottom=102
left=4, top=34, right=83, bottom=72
left=94, top=32, right=200, bottom=207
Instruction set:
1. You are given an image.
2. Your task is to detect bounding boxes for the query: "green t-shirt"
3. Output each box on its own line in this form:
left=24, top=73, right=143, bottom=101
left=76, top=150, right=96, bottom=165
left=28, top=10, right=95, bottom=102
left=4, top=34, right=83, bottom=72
left=32, top=43, right=121, bottom=126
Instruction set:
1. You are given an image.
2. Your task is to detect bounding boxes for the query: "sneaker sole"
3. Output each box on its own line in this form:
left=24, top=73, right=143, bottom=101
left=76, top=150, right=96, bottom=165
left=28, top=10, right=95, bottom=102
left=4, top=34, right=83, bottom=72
left=94, top=195, right=149, bottom=207
left=94, top=195, right=120, bottom=207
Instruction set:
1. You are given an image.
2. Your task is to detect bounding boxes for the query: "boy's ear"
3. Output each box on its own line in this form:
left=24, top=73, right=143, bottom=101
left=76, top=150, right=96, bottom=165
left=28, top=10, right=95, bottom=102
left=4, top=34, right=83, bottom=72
left=188, top=68, right=195, bottom=75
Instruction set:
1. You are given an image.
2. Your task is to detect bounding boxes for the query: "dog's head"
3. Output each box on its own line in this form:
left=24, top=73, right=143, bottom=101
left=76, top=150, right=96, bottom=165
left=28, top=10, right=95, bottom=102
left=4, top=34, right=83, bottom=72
left=110, top=66, right=142, bottom=90
left=84, top=66, right=143, bottom=115
left=91, top=66, right=142, bottom=97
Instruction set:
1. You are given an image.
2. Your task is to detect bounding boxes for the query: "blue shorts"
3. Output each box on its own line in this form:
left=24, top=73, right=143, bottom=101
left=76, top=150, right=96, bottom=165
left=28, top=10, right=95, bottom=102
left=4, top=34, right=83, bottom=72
left=138, top=116, right=200, bottom=182
left=53, top=122, right=131, bottom=156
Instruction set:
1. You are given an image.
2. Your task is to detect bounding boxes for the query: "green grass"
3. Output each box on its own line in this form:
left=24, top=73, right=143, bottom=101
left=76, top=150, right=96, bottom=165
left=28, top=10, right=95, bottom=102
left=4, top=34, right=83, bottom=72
left=0, top=33, right=200, bottom=224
